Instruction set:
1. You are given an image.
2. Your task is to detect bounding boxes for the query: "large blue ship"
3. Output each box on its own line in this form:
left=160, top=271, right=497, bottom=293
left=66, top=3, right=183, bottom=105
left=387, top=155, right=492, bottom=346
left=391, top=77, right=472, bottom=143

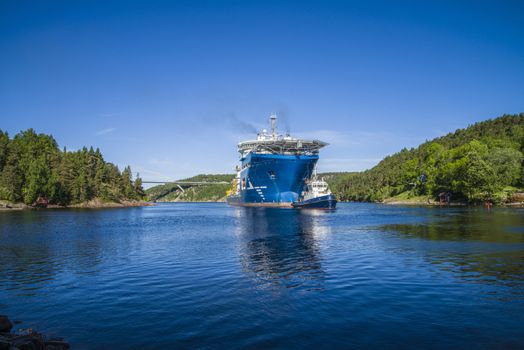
left=226, top=114, right=331, bottom=207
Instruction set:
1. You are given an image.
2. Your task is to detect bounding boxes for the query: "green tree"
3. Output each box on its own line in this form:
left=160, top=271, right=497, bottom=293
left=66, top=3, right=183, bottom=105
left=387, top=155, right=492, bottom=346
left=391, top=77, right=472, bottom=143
left=461, top=151, right=497, bottom=201
left=486, top=147, right=523, bottom=187
left=121, top=166, right=136, bottom=199
left=0, top=130, right=9, bottom=172
left=134, top=173, right=145, bottom=199
left=0, top=163, right=23, bottom=202
left=22, top=156, right=51, bottom=204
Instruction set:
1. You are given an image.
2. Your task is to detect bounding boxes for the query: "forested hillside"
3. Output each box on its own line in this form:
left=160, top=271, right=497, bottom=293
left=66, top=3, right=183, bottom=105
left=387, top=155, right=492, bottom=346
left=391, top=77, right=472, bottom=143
left=146, top=174, right=234, bottom=202
left=328, top=113, right=524, bottom=203
left=0, top=129, right=145, bottom=205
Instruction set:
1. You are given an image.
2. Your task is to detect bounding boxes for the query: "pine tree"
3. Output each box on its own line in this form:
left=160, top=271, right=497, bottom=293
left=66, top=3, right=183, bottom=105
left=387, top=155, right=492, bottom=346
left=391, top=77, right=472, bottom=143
left=134, top=173, right=145, bottom=199
left=121, top=166, right=135, bottom=199
left=22, top=156, right=51, bottom=204
left=0, top=163, right=23, bottom=202
left=0, top=130, right=9, bottom=172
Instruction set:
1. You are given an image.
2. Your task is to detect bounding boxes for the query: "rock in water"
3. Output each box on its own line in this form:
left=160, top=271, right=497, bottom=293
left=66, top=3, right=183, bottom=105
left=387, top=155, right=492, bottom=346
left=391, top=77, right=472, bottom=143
left=10, top=334, right=42, bottom=350
left=0, top=316, right=70, bottom=350
left=0, top=335, right=10, bottom=350
left=45, top=340, right=70, bottom=349
left=0, top=316, right=13, bottom=333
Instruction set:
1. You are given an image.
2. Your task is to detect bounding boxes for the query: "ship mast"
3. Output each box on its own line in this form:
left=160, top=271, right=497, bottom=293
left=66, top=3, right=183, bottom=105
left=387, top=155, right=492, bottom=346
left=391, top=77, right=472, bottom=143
left=270, top=113, right=277, bottom=140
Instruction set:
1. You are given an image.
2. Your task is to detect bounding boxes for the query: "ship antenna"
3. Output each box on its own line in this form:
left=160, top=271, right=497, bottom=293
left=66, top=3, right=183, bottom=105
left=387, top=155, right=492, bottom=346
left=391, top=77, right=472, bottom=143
left=270, top=113, right=277, bottom=139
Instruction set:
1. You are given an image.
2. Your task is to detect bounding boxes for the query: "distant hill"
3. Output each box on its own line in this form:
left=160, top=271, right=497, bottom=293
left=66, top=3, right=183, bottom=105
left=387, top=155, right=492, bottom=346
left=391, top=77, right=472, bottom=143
left=327, top=113, right=524, bottom=204
left=146, top=174, right=234, bottom=202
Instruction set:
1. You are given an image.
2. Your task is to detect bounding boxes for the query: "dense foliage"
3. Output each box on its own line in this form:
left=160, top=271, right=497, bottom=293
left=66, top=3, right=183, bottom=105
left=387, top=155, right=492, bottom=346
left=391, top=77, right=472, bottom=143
left=327, top=113, right=524, bottom=203
left=146, top=174, right=234, bottom=202
left=0, top=129, right=145, bottom=205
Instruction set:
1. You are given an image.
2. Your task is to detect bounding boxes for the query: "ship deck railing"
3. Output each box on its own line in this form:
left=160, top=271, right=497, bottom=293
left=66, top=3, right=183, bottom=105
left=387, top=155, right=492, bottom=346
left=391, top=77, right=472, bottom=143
left=238, top=139, right=328, bottom=155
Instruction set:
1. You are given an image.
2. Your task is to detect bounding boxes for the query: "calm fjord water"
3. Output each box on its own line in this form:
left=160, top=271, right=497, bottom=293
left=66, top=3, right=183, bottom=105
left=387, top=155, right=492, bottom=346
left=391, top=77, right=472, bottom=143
left=1, top=203, right=524, bottom=349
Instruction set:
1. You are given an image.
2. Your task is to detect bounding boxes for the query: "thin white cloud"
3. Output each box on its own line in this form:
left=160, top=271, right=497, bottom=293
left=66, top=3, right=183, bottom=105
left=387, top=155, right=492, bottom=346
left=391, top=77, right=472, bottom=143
left=96, top=128, right=115, bottom=136
left=294, top=130, right=402, bottom=147
left=133, top=167, right=175, bottom=181
left=148, top=158, right=175, bottom=166
left=317, top=157, right=382, bottom=172
left=144, top=158, right=207, bottom=181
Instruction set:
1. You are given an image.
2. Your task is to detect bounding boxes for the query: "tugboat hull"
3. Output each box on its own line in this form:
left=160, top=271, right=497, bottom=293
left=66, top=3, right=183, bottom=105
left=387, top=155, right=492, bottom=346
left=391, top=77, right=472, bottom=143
left=292, top=194, right=337, bottom=209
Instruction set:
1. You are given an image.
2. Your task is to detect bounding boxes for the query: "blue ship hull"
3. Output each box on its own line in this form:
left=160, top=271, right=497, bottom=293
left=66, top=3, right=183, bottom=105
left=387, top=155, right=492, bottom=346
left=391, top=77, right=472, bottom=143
left=226, top=153, right=318, bottom=207
left=292, top=194, right=337, bottom=209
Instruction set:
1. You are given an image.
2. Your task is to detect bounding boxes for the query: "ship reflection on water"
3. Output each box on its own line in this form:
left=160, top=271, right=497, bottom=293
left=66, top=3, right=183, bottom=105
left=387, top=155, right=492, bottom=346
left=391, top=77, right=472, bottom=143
left=233, top=208, right=332, bottom=291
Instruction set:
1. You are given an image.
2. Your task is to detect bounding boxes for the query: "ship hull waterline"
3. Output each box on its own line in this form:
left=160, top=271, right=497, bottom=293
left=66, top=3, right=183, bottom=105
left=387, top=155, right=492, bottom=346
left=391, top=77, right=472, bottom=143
left=292, top=194, right=337, bottom=210
left=226, top=196, right=294, bottom=208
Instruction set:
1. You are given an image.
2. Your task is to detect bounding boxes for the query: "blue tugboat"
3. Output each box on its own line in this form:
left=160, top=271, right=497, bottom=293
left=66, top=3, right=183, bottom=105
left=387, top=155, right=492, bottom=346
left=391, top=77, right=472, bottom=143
left=292, top=177, right=337, bottom=209
left=226, top=113, right=334, bottom=208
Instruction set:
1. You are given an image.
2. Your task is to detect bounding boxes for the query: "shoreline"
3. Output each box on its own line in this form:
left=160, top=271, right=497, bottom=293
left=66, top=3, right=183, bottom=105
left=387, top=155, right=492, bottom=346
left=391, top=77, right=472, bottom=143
left=381, top=199, right=524, bottom=208
left=2, top=199, right=523, bottom=209
left=154, top=199, right=524, bottom=208
left=153, top=200, right=226, bottom=203
left=69, top=199, right=154, bottom=209
left=0, top=199, right=154, bottom=211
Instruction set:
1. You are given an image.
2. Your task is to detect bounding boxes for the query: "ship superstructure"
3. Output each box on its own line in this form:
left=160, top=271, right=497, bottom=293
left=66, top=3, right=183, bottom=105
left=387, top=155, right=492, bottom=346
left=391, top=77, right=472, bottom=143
left=226, top=114, right=328, bottom=207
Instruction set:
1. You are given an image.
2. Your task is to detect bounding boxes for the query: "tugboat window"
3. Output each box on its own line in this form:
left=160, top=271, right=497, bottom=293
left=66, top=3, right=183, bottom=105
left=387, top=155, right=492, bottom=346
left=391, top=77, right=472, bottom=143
left=268, top=171, right=276, bottom=180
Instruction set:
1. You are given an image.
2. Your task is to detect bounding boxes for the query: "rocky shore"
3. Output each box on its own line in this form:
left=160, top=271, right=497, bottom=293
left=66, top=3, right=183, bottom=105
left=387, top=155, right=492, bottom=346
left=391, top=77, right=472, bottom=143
left=0, top=315, right=69, bottom=350
left=0, top=199, right=154, bottom=211
left=382, top=198, right=524, bottom=207
left=68, top=198, right=153, bottom=208
left=382, top=198, right=466, bottom=206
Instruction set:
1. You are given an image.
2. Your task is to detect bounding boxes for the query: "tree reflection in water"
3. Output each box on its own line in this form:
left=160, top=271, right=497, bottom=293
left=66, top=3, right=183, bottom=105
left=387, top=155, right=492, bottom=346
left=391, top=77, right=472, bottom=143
left=233, top=208, right=331, bottom=291
left=376, top=208, right=524, bottom=288
left=0, top=209, right=140, bottom=295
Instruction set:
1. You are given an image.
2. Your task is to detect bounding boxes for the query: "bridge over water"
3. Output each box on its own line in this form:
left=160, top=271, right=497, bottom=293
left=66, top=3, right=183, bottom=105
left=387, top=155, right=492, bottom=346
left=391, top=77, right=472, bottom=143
left=142, top=180, right=230, bottom=199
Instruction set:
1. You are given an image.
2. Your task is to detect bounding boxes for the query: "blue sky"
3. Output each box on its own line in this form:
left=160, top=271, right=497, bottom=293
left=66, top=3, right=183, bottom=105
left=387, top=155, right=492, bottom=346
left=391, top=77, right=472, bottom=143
left=1, top=0, right=523, bottom=183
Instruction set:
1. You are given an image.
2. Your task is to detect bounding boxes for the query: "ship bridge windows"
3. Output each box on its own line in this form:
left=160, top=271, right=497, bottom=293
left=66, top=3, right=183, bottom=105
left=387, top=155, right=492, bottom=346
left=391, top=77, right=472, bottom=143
left=267, top=170, right=276, bottom=180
